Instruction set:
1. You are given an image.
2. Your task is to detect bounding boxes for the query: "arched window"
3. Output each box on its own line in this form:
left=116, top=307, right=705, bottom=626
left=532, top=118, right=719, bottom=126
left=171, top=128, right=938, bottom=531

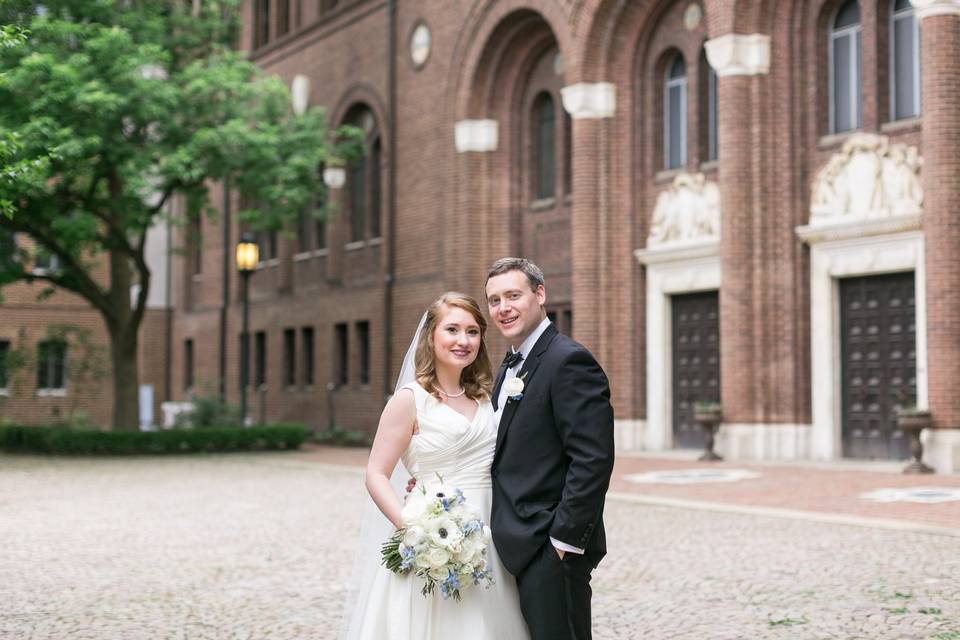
left=349, top=152, right=366, bottom=243
left=830, top=1, right=862, bottom=133
left=534, top=92, right=556, bottom=200
left=369, top=137, right=382, bottom=239
left=890, top=0, right=920, bottom=120
left=664, top=54, right=687, bottom=170
left=344, top=105, right=381, bottom=244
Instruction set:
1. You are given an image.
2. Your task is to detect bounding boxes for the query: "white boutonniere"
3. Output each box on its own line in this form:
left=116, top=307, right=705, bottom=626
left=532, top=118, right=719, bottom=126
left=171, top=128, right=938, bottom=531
left=504, top=371, right=528, bottom=402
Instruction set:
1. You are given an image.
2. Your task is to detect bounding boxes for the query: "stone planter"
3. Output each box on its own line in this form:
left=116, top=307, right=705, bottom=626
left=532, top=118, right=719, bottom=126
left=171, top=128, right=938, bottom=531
left=896, top=409, right=934, bottom=475
left=693, top=404, right=723, bottom=462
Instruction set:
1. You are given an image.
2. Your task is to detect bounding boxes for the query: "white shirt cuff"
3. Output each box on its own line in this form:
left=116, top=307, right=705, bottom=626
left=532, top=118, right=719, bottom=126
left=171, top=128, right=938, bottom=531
left=550, top=537, right=585, bottom=554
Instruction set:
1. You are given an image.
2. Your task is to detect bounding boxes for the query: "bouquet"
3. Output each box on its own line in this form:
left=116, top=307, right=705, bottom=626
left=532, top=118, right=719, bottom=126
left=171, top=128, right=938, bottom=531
left=381, top=476, right=496, bottom=601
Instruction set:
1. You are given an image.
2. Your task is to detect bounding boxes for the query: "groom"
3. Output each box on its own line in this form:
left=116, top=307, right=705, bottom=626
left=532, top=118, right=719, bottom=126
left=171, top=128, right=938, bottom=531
left=486, top=257, right=615, bottom=640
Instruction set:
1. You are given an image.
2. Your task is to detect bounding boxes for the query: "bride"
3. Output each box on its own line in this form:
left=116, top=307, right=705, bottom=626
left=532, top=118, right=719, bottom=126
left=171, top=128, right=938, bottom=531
left=338, top=292, right=530, bottom=640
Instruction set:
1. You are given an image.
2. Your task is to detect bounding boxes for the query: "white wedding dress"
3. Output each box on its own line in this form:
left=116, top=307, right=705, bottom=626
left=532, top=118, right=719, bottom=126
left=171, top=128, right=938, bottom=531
left=342, top=382, right=529, bottom=640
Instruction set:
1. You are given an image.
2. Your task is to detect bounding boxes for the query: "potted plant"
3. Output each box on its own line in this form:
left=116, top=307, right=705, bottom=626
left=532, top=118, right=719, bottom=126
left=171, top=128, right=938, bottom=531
left=896, top=405, right=934, bottom=474
left=693, top=401, right=723, bottom=462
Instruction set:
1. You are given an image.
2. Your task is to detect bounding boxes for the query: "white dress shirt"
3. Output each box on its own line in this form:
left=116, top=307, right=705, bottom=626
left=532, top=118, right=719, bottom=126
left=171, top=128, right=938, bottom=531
left=494, top=316, right=585, bottom=556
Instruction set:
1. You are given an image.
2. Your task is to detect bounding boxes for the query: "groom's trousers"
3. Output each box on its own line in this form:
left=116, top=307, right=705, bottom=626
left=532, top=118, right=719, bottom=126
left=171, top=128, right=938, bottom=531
left=515, top=540, right=596, bottom=640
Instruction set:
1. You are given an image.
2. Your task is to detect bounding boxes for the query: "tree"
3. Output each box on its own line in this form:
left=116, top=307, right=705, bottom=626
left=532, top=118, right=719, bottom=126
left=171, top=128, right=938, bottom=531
left=0, top=0, right=360, bottom=429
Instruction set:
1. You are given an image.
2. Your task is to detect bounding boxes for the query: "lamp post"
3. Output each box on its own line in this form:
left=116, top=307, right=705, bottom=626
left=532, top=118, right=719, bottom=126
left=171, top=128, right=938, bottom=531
left=236, top=232, right=259, bottom=426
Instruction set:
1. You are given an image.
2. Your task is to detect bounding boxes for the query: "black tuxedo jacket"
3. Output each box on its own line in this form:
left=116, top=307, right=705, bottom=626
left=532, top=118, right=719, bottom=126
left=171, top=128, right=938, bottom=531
left=490, top=323, right=615, bottom=576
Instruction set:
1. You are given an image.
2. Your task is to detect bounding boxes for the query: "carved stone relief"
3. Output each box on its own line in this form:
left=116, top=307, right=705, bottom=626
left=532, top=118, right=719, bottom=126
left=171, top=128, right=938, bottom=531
left=810, top=133, right=923, bottom=226
left=648, top=172, right=721, bottom=247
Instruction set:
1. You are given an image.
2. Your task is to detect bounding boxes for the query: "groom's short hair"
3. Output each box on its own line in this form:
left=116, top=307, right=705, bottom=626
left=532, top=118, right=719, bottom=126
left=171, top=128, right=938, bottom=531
left=486, top=257, right=545, bottom=292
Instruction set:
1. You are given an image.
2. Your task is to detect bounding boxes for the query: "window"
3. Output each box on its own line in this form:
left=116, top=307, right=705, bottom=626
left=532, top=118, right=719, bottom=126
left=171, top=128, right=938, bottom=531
left=256, top=229, right=278, bottom=262
left=37, top=339, right=67, bottom=391
left=190, top=215, right=202, bottom=275
left=349, top=153, right=367, bottom=243
left=830, top=1, right=862, bottom=133
left=0, top=340, right=10, bottom=391
left=706, top=55, right=718, bottom=162
left=184, top=339, right=194, bottom=391
left=534, top=92, right=556, bottom=199
left=283, top=328, right=296, bottom=387
left=334, top=323, right=348, bottom=385
left=315, top=220, right=327, bottom=251
left=546, top=307, right=573, bottom=336
left=563, top=112, right=572, bottom=195
left=316, top=167, right=328, bottom=250
left=254, top=331, right=266, bottom=388
left=356, top=321, right=370, bottom=385
left=890, top=0, right=920, bottom=121
left=277, top=0, right=290, bottom=37
left=297, top=211, right=312, bottom=254
left=301, top=327, right=314, bottom=386
left=238, top=332, right=249, bottom=390
left=665, top=54, right=688, bottom=170
left=254, top=0, right=270, bottom=48
left=370, top=138, right=382, bottom=239
left=344, top=105, right=381, bottom=245
left=33, top=248, right=59, bottom=275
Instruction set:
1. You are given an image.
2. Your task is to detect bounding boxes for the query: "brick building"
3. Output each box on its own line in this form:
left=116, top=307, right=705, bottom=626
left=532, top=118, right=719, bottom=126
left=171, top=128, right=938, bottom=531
left=16, top=0, right=946, bottom=469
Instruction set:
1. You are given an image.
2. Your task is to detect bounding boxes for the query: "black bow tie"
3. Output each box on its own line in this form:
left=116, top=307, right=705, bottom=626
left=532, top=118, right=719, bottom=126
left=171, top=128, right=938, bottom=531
left=502, top=350, right=524, bottom=370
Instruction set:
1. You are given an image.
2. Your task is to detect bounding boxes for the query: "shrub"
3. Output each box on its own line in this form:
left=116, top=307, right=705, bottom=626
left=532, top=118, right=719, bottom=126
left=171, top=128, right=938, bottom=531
left=314, top=426, right=371, bottom=448
left=0, top=424, right=308, bottom=455
left=174, top=392, right=244, bottom=428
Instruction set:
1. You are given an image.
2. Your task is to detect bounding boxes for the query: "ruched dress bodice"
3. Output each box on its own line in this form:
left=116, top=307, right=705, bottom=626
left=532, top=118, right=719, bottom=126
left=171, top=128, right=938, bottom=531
left=400, top=382, right=495, bottom=494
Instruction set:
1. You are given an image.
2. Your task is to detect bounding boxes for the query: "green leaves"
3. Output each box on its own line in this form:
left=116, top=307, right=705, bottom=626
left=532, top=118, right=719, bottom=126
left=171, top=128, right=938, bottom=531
left=0, top=0, right=358, bottom=258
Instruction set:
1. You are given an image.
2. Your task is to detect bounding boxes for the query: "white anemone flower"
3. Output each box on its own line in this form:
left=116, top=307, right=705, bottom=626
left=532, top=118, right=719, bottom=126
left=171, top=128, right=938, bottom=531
left=427, top=516, right=463, bottom=551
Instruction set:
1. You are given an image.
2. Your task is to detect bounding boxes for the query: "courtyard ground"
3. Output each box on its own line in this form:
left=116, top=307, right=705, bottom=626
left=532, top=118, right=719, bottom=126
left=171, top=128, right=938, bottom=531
left=1, top=448, right=958, bottom=639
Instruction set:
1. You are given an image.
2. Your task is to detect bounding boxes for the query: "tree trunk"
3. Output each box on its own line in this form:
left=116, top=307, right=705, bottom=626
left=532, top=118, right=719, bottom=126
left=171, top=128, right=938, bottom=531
left=109, top=327, right=140, bottom=431
left=106, top=247, right=144, bottom=431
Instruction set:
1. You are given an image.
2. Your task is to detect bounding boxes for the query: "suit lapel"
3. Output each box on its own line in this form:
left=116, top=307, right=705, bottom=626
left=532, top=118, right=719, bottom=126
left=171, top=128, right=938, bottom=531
left=491, top=361, right=509, bottom=411
left=494, top=324, right=558, bottom=459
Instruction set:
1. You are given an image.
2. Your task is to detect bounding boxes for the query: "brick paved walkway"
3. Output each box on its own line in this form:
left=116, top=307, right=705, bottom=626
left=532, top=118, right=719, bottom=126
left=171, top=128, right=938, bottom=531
left=1, top=451, right=958, bottom=639
left=294, top=445, right=960, bottom=532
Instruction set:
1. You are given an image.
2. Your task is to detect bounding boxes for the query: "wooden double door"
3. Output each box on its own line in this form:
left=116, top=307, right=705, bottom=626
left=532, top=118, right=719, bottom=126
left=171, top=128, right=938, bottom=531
left=672, top=291, right=720, bottom=449
left=840, top=273, right=916, bottom=460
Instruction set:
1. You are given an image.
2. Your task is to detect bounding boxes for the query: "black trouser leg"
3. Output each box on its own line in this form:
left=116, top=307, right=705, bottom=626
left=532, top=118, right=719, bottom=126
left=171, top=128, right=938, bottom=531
left=515, top=542, right=593, bottom=640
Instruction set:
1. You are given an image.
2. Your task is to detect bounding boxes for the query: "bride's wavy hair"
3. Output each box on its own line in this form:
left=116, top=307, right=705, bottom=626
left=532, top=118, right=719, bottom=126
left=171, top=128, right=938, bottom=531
left=415, top=292, right=493, bottom=401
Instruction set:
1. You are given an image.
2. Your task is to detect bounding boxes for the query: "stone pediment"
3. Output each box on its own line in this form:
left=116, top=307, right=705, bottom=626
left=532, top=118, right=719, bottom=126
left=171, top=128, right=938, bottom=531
left=810, top=133, right=923, bottom=226
left=647, top=172, right=721, bottom=248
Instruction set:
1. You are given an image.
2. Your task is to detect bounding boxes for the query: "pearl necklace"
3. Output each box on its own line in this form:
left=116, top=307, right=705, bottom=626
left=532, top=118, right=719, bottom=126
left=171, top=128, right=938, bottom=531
left=434, top=384, right=466, bottom=398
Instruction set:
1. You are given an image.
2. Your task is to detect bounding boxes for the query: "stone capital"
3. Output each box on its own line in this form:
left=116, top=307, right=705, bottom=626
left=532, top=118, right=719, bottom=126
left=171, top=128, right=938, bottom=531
left=560, top=82, right=616, bottom=119
left=704, top=34, right=771, bottom=77
left=454, top=119, right=498, bottom=153
left=910, top=0, right=960, bottom=18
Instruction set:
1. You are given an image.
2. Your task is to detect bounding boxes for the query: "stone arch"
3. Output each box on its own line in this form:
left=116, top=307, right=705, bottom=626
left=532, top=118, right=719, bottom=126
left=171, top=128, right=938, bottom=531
left=329, top=83, right=388, bottom=133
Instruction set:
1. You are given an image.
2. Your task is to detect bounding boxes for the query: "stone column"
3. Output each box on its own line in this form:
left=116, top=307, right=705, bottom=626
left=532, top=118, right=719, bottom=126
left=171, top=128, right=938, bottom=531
left=560, top=82, right=616, bottom=357
left=913, top=0, right=960, bottom=429
left=451, top=118, right=499, bottom=294
left=704, top=34, right=771, bottom=426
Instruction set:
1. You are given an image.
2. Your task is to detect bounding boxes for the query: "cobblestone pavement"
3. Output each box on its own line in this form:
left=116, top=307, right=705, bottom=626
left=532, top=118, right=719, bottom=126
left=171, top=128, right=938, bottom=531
left=1, top=453, right=958, bottom=639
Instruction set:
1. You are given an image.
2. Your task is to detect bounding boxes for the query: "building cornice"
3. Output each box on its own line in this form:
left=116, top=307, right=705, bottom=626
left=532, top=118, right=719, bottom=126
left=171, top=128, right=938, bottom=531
left=560, top=82, right=616, bottom=119
left=704, top=34, right=771, bottom=77
left=910, top=0, right=960, bottom=18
